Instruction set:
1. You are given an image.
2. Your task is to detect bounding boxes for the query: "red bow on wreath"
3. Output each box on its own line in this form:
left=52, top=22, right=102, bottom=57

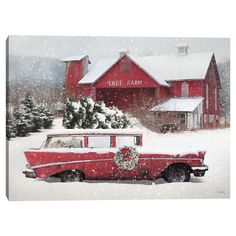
left=121, top=148, right=132, bottom=161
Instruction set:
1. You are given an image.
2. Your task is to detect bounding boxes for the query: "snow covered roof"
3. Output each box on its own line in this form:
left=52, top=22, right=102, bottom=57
left=47, top=129, right=143, bottom=136
left=129, top=52, right=213, bottom=81
left=79, top=56, right=169, bottom=86
left=62, top=55, right=88, bottom=62
left=177, top=43, right=189, bottom=48
left=79, top=57, right=120, bottom=84
left=127, top=56, right=169, bottom=86
left=78, top=51, right=213, bottom=86
left=151, top=97, right=204, bottom=112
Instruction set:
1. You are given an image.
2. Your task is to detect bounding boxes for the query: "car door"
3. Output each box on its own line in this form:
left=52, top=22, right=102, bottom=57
left=86, top=135, right=115, bottom=179
left=113, top=135, right=139, bottom=179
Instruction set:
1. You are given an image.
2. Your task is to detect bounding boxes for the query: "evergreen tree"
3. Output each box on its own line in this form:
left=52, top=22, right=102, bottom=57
left=38, top=107, right=54, bottom=128
left=79, top=97, right=97, bottom=129
left=63, top=97, right=131, bottom=129
left=93, top=101, right=110, bottom=129
left=13, top=106, right=32, bottom=137
left=62, top=98, right=78, bottom=129
left=20, top=94, right=54, bottom=132
left=31, top=107, right=43, bottom=132
left=22, top=94, right=35, bottom=109
left=8, top=95, right=55, bottom=138
left=6, top=109, right=17, bottom=139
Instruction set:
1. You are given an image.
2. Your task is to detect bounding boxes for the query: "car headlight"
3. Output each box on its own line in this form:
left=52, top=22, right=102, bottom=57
left=26, top=163, right=32, bottom=169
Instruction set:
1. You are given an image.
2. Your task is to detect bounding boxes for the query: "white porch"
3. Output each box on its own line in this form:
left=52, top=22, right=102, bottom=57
left=151, top=97, right=204, bottom=130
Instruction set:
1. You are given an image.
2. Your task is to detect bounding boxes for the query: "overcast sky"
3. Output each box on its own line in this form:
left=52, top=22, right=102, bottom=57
left=9, top=36, right=230, bottom=63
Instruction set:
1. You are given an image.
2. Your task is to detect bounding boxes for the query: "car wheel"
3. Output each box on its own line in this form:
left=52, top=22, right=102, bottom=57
left=59, top=170, right=84, bottom=182
left=164, top=165, right=190, bottom=183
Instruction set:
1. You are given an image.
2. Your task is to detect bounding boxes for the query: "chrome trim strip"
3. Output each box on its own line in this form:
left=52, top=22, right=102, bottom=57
left=142, top=157, right=202, bottom=161
left=31, top=157, right=202, bottom=169
left=31, top=158, right=113, bottom=169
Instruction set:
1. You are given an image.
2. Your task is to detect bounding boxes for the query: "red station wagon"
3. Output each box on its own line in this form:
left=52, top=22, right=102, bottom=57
left=23, top=129, right=208, bottom=183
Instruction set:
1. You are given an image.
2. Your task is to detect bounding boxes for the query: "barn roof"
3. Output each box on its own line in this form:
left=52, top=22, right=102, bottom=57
left=151, top=97, right=204, bottom=112
left=78, top=51, right=213, bottom=86
left=129, top=52, right=213, bottom=81
left=79, top=57, right=120, bottom=84
left=62, top=55, right=88, bottom=62
left=79, top=55, right=169, bottom=86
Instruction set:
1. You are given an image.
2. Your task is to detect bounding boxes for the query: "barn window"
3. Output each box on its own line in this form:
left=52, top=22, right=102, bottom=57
left=178, top=47, right=185, bottom=54
left=209, top=115, right=215, bottom=123
left=204, top=114, right=207, bottom=123
left=91, top=88, right=96, bottom=100
left=120, top=61, right=130, bottom=71
left=181, top=82, right=189, bottom=97
left=155, top=87, right=160, bottom=99
left=206, top=83, right=209, bottom=110
left=215, top=87, right=217, bottom=111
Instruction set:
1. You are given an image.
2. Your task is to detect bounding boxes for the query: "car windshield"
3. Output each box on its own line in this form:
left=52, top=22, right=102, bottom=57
left=44, top=136, right=84, bottom=148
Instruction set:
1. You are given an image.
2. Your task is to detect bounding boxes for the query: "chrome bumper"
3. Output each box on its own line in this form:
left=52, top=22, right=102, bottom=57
left=22, top=169, right=36, bottom=178
left=191, top=165, right=208, bottom=177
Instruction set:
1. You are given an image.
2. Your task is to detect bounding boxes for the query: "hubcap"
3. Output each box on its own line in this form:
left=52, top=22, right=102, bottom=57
left=171, top=169, right=186, bottom=182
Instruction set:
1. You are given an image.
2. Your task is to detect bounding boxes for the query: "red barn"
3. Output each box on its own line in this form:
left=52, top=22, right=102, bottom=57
left=63, top=45, right=221, bottom=130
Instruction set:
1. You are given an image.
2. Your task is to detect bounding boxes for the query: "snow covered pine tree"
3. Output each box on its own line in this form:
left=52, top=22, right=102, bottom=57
left=62, top=97, right=79, bottom=129
left=6, top=108, right=17, bottom=139
left=21, top=95, right=42, bottom=132
left=38, top=107, right=54, bottom=129
left=13, top=106, right=32, bottom=137
left=63, top=97, right=130, bottom=129
left=22, top=95, right=54, bottom=131
left=7, top=95, right=54, bottom=138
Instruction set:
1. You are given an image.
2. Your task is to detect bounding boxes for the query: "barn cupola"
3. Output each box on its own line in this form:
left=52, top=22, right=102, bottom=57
left=119, top=48, right=129, bottom=58
left=177, top=43, right=189, bottom=56
left=62, top=55, right=90, bottom=98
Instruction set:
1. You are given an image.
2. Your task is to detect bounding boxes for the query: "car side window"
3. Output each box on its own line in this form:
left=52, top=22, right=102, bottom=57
left=45, top=136, right=84, bottom=148
left=116, top=136, right=136, bottom=147
left=88, top=136, right=111, bottom=148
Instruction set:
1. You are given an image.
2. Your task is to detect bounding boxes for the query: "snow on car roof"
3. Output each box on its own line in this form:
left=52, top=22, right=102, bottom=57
left=78, top=51, right=213, bottom=85
left=151, top=97, right=204, bottom=112
left=129, top=52, right=213, bottom=81
left=61, top=55, right=88, bottom=62
left=47, top=129, right=143, bottom=136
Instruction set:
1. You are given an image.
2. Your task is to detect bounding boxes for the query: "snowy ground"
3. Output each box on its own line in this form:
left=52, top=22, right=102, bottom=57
left=8, top=118, right=230, bottom=200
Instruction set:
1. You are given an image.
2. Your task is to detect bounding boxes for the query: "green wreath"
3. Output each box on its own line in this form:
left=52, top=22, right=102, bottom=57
left=114, top=146, right=139, bottom=170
